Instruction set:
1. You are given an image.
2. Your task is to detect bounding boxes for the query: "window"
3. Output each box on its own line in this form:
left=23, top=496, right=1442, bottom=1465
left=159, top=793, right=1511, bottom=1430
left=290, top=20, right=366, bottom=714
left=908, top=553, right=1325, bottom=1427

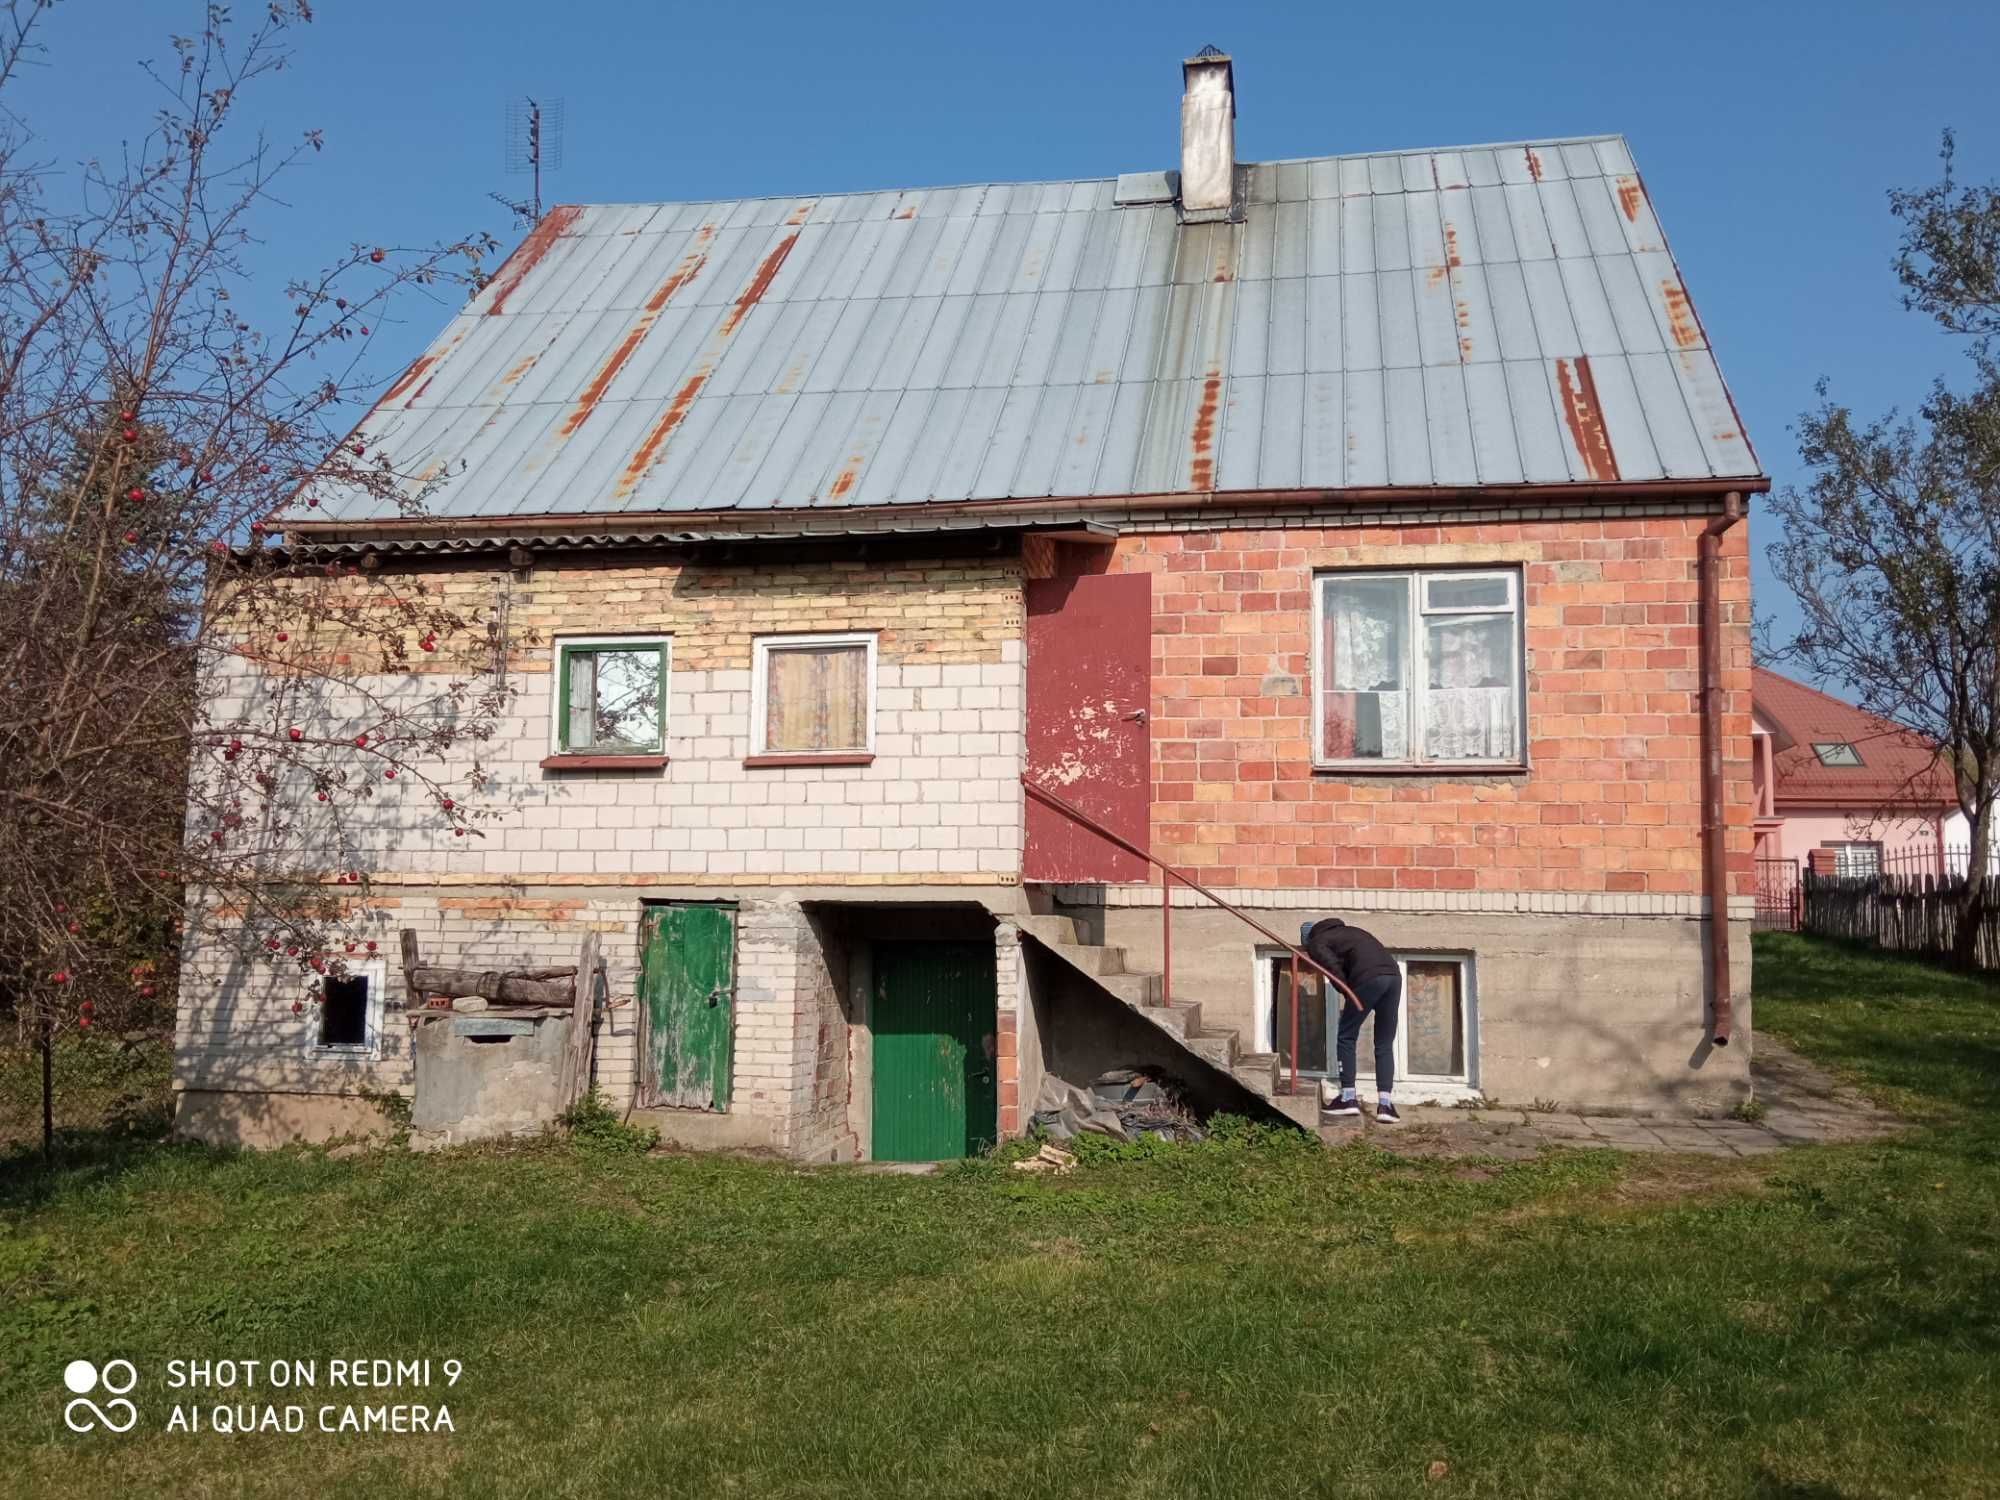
left=1257, top=951, right=1477, bottom=1096
left=1827, top=842, right=1882, bottom=878
left=751, top=633, right=876, bottom=759
left=1812, top=742, right=1863, bottom=767
left=554, top=637, right=668, bottom=755
left=1314, top=570, right=1522, bottom=767
left=311, top=960, right=385, bottom=1058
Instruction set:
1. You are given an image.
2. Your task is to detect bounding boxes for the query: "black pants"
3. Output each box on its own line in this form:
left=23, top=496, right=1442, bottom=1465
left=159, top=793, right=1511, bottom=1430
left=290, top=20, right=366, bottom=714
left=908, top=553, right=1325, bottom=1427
left=1336, top=972, right=1402, bottom=1095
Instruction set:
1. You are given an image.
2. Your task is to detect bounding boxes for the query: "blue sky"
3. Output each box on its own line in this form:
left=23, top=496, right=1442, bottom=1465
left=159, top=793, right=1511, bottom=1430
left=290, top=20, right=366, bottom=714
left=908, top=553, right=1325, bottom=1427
left=18, top=2, right=1998, bottom=680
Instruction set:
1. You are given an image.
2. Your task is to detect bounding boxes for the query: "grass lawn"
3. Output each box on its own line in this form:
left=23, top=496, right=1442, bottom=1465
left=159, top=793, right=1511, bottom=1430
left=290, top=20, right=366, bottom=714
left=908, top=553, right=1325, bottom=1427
left=3, top=932, right=1997, bottom=1499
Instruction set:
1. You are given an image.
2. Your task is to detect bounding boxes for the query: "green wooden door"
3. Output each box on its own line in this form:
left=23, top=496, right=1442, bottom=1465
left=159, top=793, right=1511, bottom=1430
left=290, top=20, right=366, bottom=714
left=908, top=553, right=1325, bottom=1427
left=872, top=942, right=998, bottom=1161
left=640, top=904, right=735, bottom=1110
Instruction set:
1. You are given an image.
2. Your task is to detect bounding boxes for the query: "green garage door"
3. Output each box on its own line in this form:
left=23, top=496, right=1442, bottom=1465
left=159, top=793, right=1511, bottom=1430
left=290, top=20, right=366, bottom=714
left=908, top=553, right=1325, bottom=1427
left=872, top=942, right=998, bottom=1162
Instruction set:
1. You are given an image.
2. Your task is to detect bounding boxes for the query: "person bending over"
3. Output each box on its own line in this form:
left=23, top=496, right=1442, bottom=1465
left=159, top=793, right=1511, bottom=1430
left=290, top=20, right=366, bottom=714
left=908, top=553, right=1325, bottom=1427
left=1300, top=917, right=1402, bottom=1125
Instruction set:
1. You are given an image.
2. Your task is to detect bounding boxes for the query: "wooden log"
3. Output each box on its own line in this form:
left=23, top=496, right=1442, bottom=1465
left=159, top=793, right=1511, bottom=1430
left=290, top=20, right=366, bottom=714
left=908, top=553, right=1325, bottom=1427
left=406, top=966, right=576, bottom=1006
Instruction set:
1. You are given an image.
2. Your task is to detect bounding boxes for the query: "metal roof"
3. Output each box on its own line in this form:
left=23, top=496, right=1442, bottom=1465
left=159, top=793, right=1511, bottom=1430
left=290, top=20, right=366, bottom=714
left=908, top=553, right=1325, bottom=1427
left=321, top=135, right=1761, bottom=526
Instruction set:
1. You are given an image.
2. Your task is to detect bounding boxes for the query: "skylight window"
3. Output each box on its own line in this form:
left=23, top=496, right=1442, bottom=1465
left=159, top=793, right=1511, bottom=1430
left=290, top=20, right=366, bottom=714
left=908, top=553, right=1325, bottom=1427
left=1812, top=742, right=1863, bottom=767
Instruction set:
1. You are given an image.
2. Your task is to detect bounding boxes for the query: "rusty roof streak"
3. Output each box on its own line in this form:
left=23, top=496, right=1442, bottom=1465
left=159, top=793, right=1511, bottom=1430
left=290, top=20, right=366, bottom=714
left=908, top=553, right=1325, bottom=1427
left=557, top=233, right=714, bottom=440
left=1189, top=371, right=1222, bottom=491
left=483, top=205, right=584, bottom=318
left=1555, top=356, right=1620, bottom=483
left=617, top=370, right=710, bottom=499
left=1524, top=148, right=1544, bottom=182
left=1661, top=277, right=1705, bottom=350
left=378, top=354, right=437, bottom=408
left=1616, top=176, right=1645, bottom=223
left=720, top=233, right=798, bottom=337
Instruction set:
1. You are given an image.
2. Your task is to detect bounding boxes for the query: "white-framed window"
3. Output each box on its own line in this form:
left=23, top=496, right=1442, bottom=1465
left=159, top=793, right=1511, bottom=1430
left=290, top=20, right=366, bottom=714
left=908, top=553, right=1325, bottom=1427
left=1312, top=569, right=1523, bottom=767
left=1812, top=742, right=1863, bottom=767
left=1827, top=841, right=1882, bottom=878
left=1253, top=949, right=1478, bottom=1099
left=310, top=958, right=387, bottom=1059
left=550, top=635, right=670, bottom=756
left=750, top=632, right=877, bottom=757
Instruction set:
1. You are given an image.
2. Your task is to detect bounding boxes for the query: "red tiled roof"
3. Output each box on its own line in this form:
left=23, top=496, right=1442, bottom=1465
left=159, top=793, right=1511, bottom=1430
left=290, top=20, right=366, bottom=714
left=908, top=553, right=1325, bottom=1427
left=1752, top=667, right=1956, bottom=809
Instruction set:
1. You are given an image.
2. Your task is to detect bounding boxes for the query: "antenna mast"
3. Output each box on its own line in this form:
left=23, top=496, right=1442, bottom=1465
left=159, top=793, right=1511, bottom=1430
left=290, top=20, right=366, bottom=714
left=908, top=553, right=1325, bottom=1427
left=493, top=95, right=565, bottom=227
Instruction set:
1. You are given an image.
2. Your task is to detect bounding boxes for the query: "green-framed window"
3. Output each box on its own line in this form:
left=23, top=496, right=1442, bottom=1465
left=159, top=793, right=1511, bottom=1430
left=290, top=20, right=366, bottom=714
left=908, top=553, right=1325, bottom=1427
left=555, top=637, right=668, bottom=754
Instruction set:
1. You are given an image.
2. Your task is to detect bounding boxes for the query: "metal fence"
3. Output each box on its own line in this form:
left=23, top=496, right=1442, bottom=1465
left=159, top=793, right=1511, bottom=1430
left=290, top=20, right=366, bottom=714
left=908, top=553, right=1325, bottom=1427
left=1800, top=847, right=2000, bottom=971
left=1755, top=858, right=1800, bottom=931
left=0, top=1030, right=174, bottom=1158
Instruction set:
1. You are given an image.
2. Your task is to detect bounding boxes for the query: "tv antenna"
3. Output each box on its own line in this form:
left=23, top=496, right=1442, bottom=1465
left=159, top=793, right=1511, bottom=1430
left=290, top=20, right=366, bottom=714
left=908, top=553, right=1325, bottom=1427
left=492, top=95, right=564, bottom=227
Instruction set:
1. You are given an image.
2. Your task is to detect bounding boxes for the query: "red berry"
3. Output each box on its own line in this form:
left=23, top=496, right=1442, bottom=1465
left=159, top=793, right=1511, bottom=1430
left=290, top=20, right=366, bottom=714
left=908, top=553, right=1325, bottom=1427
left=122, top=428, right=137, bottom=441
left=229, top=739, right=242, bottom=754
left=266, top=938, right=281, bottom=951
left=317, top=792, right=328, bottom=802
left=292, top=1000, right=304, bottom=1015
left=440, top=798, right=454, bottom=810
left=307, top=497, right=319, bottom=508
left=258, top=462, right=270, bottom=474
left=352, top=443, right=366, bottom=457
left=454, top=828, right=466, bottom=837
left=250, top=520, right=266, bottom=533
left=286, top=945, right=298, bottom=956
left=276, top=631, right=288, bottom=642
left=345, top=942, right=356, bottom=953
left=354, top=734, right=368, bottom=748
left=289, top=727, right=303, bottom=741
left=370, top=249, right=384, bottom=264
left=120, top=409, right=135, bottom=421
left=384, top=769, right=396, bottom=780
left=124, top=531, right=137, bottom=543
left=54, top=903, right=65, bottom=913
left=141, top=984, right=156, bottom=998
left=127, top=486, right=145, bottom=502
left=77, top=1014, right=91, bottom=1029
left=50, top=971, right=67, bottom=984
left=358, top=327, right=369, bottom=336
left=365, top=941, right=377, bottom=953
left=67, top=921, right=79, bottom=933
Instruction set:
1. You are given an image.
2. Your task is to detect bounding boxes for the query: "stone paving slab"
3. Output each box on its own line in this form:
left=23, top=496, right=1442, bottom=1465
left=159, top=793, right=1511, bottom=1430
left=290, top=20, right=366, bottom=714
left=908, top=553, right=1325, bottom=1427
left=1315, top=1038, right=1898, bottom=1159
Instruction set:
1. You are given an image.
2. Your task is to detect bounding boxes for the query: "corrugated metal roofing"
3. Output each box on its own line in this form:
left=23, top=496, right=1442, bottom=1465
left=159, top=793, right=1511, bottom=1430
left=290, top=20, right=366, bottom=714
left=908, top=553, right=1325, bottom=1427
left=1753, top=668, right=1956, bottom=810
left=322, top=136, right=1761, bottom=525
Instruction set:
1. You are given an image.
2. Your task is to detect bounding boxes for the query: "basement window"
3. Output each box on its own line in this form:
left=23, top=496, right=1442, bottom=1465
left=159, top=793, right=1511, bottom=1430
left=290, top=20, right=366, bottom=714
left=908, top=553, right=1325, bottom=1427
left=311, top=960, right=385, bottom=1059
left=1812, top=742, right=1863, bottom=767
left=749, top=633, right=876, bottom=763
left=1313, top=570, right=1523, bottom=768
left=1255, top=950, right=1477, bottom=1099
left=554, top=637, right=669, bottom=755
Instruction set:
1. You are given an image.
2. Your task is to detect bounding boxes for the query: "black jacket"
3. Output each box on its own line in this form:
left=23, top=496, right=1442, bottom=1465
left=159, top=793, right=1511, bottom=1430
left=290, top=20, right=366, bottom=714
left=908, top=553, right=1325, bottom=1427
left=1302, top=918, right=1400, bottom=988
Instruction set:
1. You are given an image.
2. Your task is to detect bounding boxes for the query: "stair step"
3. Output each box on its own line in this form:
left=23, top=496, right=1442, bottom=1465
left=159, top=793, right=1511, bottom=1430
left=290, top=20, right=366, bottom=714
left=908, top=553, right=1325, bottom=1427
left=1233, top=1052, right=1280, bottom=1097
left=1052, top=942, right=1128, bottom=977
left=1093, top=971, right=1163, bottom=1006
left=1136, top=1001, right=1203, bottom=1040
left=1264, top=1090, right=1324, bottom=1128
left=1018, top=913, right=1084, bottom=946
left=1183, top=1029, right=1240, bottom=1070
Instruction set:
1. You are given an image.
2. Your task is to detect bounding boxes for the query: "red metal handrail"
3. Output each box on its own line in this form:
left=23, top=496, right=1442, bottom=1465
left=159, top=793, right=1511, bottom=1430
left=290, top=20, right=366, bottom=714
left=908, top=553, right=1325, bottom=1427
left=1021, top=775, right=1360, bottom=1099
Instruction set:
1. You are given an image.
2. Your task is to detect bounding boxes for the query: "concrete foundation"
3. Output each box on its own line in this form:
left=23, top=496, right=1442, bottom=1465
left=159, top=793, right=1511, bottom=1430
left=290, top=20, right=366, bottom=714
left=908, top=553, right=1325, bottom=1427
left=172, top=1088, right=396, bottom=1149
left=1075, top=903, right=1753, bottom=1115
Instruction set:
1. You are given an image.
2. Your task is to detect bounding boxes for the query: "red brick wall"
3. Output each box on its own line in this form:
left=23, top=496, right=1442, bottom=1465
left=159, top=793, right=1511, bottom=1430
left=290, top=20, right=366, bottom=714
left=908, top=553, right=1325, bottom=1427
left=1110, top=514, right=1754, bottom=898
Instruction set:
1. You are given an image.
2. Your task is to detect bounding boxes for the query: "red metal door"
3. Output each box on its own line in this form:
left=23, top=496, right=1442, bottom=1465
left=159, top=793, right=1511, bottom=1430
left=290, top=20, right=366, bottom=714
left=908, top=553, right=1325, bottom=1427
left=1024, top=573, right=1151, bottom=882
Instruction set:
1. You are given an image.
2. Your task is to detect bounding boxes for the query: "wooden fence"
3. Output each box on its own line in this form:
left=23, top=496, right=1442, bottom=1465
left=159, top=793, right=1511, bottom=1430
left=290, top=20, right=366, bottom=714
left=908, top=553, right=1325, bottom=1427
left=1801, top=868, right=2000, bottom=971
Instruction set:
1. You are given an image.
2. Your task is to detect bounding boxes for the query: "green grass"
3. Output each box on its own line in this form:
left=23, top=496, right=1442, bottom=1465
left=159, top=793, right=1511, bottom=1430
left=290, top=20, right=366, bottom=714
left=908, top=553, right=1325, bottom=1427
left=2, top=933, right=1998, bottom=1498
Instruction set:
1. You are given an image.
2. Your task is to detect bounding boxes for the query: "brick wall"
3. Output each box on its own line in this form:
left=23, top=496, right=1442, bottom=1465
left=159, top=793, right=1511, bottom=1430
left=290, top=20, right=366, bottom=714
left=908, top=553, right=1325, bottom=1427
left=1115, top=513, right=1753, bottom=898
left=206, top=553, right=1027, bottom=885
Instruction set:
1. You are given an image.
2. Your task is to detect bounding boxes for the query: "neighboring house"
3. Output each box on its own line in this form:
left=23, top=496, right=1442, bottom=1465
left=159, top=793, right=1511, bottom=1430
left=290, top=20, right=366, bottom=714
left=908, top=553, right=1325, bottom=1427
left=1751, top=667, right=1958, bottom=877
left=175, top=49, right=1765, bottom=1156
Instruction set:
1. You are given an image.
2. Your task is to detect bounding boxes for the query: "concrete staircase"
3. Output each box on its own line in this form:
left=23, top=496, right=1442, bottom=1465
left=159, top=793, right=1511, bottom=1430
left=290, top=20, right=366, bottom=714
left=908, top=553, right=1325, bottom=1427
left=1018, top=914, right=1319, bottom=1127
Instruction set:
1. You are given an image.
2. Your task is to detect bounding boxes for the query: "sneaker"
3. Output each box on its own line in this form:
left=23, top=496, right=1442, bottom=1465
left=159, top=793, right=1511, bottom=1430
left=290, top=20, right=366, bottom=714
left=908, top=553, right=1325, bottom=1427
left=1319, top=1086, right=1362, bottom=1121
left=1373, top=1101, right=1403, bottom=1126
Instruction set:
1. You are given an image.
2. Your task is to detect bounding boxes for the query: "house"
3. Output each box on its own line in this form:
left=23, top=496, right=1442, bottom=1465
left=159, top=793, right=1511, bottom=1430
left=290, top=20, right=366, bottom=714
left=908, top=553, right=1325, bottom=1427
left=174, top=49, right=1765, bottom=1155
left=1751, top=666, right=1959, bottom=878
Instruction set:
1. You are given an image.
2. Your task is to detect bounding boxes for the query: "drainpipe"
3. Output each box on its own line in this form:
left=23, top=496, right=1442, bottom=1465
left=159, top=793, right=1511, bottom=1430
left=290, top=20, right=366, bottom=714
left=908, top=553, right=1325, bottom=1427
left=1699, top=491, right=1745, bottom=1045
